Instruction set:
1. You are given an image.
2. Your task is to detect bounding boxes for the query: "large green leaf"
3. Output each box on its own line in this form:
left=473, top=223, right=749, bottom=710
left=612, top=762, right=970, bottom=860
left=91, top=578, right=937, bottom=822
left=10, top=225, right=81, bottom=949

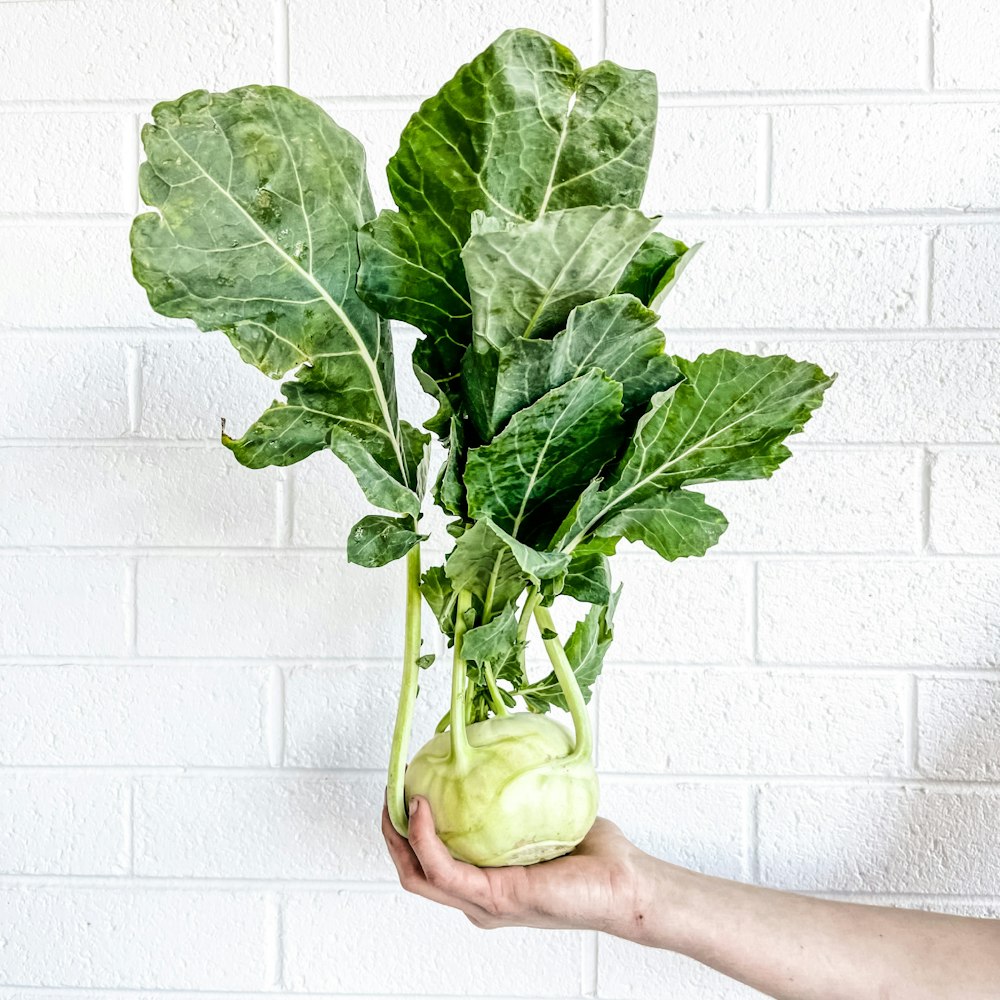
left=444, top=519, right=528, bottom=612
left=462, top=206, right=659, bottom=353
left=593, top=489, right=728, bottom=561
left=556, top=351, right=835, bottom=549
left=464, top=293, right=681, bottom=441
left=464, top=370, right=626, bottom=540
left=130, top=85, right=425, bottom=517
left=356, top=28, right=658, bottom=387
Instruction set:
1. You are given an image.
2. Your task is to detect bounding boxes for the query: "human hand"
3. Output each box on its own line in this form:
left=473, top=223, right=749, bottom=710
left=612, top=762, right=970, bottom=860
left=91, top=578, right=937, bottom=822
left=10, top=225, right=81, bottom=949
left=381, top=795, right=648, bottom=934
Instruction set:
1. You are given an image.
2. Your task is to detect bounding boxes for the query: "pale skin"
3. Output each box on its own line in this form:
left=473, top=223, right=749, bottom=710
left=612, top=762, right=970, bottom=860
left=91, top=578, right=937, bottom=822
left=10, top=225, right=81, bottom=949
left=382, top=798, right=1000, bottom=1000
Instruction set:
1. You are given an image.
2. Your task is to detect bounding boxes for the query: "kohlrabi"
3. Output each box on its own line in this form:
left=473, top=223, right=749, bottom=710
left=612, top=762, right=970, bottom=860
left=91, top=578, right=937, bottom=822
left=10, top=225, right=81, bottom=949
left=129, top=28, right=834, bottom=867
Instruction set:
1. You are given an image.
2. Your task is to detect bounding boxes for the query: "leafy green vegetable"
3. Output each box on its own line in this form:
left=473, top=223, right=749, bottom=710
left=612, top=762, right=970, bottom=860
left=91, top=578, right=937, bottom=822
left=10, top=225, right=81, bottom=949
left=129, top=28, right=835, bottom=866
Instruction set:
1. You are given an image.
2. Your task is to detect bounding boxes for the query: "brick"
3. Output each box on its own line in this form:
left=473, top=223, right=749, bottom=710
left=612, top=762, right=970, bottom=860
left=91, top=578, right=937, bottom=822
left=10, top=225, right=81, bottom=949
left=0, top=776, right=126, bottom=875
left=771, top=105, right=1000, bottom=212
left=759, top=559, right=1000, bottom=667
left=0, top=446, right=276, bottom=546
left=291, top=450, right=380, bottom=549
left=646, top=108, right=758, bottom=214
left=0, top=664, right=268, bottom=766
left=607, top=0, right=924, bottom=92
left=765, top=339, right=1000, bottom=444
left=134, top=774, right=391, bottom=880
left=0, top=336, right=130, bottom=438
left=0, top=114, right=130, bottom=215
left=606, top=554, right=749, bottom=665
left=284, top=661, right=451, bottom=768
left=918, top=678, right=1000, bottom=780
left=758, top=786, right=1000, bottom=893
left=663, top=226, right=922, bottom=329
left=138, top=336, right=279, bottom=440
left=600, top=668, right=905, bottom=776
left=0, top=888, right=271, bottom=989
left=930, top=449, right=1000, bottom=553
left=934, top=0, right=1000, bottom=89
left=0, top=0, right=275, bottom=101
left=136, top=554, right=406, bottom=658
left=291, top=0, right=595, bottom=96
left=0, top=556, right=127, bottom=656
left=600, top=780, right=746, bottom=880
left=283, top=891, right=582, bottom=995
left=933, top=226, right=1000, bottom=328
left=0, top=226, right=156, bottom=328
left=706, top=447, right=921, bottom=553
left=599, top=936, right=761, bottom=1000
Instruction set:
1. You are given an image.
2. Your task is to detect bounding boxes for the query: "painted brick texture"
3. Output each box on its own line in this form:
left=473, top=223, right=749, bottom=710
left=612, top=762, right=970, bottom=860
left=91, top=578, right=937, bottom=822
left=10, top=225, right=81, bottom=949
left=1, top=2, right=998, bottom=998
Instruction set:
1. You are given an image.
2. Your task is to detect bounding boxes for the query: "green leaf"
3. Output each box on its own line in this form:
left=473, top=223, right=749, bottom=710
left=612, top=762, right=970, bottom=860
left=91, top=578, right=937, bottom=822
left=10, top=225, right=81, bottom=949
left=520, top=592, right=619, bottom=712
left=346, top=514, right=425, bottom=568
left=482, top=520, right=571, bottom=582
left=462, top=206, right=660, bottom=353
left=420, top=565, right=457, bottom=638
left=464, top=293, right=682, bottom=441
left=594, top=489, right=729, bottom=561
left=432, top=417, right=466, bottom=517
left=464, top=370, right=626, bottom=540
left=357, top=28, right=657, bottom=386
left=556, top=351, right=835, bottom=549
left=561, top=546, right=612, bottom=604
left=130, top=85, right=423, bottom=515
left=416, top=654, right=435, bottom=670
left=444, top=520, right=528, bottom=610
left=615, top=234, right=703, bottom=308
left=462, top=603, right=525, bottom=688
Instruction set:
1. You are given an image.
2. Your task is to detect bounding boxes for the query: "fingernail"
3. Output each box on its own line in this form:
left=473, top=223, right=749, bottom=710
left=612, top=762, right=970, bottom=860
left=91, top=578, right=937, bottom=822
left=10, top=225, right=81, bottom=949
left=410, top=797, right=420, bottom=816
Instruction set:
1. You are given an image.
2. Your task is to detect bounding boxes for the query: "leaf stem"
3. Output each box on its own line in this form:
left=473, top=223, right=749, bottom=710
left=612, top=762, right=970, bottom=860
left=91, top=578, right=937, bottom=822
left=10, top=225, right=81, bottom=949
left=517, top=586, right=541, bottom=674
left=449, top=589, right=474, bottom=769
left=483, top=663, right=509, bottom=717
left=533, top=603, right=593, bottom=763
left=386, top=544, right=423, bottom=837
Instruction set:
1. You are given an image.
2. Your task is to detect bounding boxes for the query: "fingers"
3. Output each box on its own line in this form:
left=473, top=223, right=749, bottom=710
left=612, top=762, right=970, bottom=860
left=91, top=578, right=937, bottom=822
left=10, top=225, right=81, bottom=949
left=380, top=802, right=497, bottom=924
left=405, top=797, right=490, bottom=901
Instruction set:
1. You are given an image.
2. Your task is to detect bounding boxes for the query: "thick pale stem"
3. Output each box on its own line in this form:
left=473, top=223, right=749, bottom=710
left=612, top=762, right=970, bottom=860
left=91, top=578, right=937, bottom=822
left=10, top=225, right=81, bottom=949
left=449, top=589, right=474, bottom=769
left=533, top=603, right=593, bottom=762
left=483, top=662, right=509, bottom=717
left=387, top=544, right=424, bottom=837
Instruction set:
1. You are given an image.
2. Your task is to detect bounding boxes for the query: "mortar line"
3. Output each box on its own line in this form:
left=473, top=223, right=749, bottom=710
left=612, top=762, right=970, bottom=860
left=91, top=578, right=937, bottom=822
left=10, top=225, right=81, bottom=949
left=593, top=0, right=607, bottom=61
left=755, top=112, right=773, bottom=212
left=123, top=113, right=140, bottom=215
left=274, top=0, right=290, bottom=86
left=274, top=467, right=295, bottom=546
left=266, top=666, right=286, bottom=769
left=582, top=930, right=599, bottom=997
left=2, top=769, right=999, bottom=788
left=920, top=447, right=934, bottom=552
left=125, top=343, right=143, bottom=435
left=748, top=560, right=760, bottom=665
left=267, top=892, right=284, bottom=989
left=918, top=228, right=935, bottom=326
left=123, top=558, right=138, bottom=656
left=745, top=784, right=761, bottom=882
left=905, top=674, right=921, bottom=775
left=923, top=0, right=936, bottom=92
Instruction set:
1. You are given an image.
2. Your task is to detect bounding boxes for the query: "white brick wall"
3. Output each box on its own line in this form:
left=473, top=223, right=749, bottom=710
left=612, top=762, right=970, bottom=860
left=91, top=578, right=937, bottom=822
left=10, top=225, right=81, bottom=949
left=1, top=2, right=998, bottom=998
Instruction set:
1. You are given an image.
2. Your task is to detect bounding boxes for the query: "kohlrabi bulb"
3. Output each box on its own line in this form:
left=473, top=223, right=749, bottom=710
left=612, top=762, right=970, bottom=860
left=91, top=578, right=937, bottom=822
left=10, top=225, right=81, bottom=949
left=404, top=713, right=598, bottom=867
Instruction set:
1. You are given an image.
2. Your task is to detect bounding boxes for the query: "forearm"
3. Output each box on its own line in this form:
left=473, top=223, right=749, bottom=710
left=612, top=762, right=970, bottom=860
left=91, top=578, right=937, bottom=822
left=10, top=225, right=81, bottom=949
left=618, top=855, right=1000, bottom=1000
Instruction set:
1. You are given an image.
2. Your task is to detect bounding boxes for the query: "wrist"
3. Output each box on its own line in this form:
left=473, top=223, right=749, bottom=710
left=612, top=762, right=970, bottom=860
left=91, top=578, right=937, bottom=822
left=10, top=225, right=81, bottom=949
left=609, top=850, right=705, bottom=951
